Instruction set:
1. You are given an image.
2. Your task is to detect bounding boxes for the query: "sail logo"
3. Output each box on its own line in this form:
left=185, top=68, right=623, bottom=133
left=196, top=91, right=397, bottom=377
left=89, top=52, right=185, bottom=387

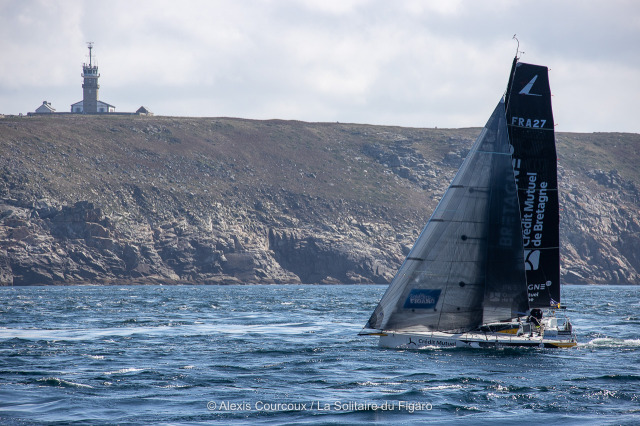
left=404, top=289, right=441, bottom=309
left=521, top=173, right=548, bottom=248
left=519, top=75, right=542, bottom=96
left=525, top=250, right=541, bottom=270
left=528, top=280, right=553, bottom=302
left=528, top=280, right=552, bottom=291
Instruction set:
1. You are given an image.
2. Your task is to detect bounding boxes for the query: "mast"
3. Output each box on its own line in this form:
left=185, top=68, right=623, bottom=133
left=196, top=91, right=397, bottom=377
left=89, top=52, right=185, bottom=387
left=505, top=35, right=522, bottom=112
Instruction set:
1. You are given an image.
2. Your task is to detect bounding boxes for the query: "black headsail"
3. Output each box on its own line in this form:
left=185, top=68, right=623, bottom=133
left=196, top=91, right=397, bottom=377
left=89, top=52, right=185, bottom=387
left=363, top=100, right=528, bottom=333
left=505, top=58, right=561, bottom=308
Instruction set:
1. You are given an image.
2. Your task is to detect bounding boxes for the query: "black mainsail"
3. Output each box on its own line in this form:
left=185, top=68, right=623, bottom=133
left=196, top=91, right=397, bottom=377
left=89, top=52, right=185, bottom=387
left=505, top=59, right=560, bottom=308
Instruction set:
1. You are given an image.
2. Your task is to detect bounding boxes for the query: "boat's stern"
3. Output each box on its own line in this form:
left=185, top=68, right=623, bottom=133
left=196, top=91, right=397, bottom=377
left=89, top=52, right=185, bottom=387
left=539, top=313, right=578, bottom=348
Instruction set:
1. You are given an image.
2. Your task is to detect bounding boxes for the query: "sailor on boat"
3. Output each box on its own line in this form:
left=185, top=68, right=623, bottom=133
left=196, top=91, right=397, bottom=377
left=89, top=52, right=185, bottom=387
left=528, top=308, right=543, bottom=327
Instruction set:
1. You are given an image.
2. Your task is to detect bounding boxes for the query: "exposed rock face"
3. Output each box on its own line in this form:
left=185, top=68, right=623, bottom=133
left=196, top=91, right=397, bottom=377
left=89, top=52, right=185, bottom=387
left=268, top=228, right=394, bottom=283
left=0, top=115, right=638, bottom=285
left=560, top=168, right=640, bottom=284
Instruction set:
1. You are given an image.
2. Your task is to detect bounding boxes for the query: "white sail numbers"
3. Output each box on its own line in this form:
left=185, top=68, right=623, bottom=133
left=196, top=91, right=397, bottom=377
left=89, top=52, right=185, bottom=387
left=510, top=116, right=547, bottom=128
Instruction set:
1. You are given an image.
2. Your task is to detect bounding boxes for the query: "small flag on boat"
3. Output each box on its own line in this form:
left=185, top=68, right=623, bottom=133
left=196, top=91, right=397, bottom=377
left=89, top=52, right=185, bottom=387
left=550, top=298, right=560, bottom=309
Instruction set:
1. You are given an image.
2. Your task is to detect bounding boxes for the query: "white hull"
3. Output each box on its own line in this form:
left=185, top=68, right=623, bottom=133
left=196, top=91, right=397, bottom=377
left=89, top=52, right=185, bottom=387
left=373, top=315, right=577, bottom=349
left=378, top=330, right=576, bottom=349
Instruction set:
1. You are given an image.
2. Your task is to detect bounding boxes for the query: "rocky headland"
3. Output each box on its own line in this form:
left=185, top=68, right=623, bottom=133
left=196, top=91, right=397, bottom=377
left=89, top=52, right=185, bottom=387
left=1, top=114, right=638, bottom=285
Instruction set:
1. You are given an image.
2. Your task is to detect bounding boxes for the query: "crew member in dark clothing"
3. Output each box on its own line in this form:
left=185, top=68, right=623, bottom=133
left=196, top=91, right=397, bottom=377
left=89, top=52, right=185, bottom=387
left=528, top=308, right=543, bottom=327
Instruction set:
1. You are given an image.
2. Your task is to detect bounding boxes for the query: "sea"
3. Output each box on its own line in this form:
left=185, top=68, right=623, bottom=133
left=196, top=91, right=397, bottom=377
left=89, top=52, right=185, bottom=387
left=0, top=284, right=638, bottom=425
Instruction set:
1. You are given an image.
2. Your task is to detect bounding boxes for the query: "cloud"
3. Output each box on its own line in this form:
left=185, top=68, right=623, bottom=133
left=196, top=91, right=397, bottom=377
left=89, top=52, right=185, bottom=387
left=1, top=0, right=638, bottom=132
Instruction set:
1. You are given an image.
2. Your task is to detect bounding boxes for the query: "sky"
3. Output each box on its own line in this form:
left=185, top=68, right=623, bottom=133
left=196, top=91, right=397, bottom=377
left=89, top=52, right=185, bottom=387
left=1, top=0, right=639, bottom=133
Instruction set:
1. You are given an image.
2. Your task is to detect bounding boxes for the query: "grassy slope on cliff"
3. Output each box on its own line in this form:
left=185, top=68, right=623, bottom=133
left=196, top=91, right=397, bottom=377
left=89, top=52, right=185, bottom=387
left=1, top=115, right=478, bottom=227
left=1, top=114, right=639, bottom=284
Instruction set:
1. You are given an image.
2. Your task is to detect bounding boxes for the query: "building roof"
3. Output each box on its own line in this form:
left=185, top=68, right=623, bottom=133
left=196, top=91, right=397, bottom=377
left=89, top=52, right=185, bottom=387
left=35, top=101, right=56, bottom=113
left=71, top=100, right=116, bottom=108
left=136, top=106, right=153, bottom=114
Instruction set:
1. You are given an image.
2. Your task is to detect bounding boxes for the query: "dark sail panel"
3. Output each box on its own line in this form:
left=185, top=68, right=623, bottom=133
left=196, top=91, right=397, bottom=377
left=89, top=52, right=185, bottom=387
left=483, top=106, right=529, bottom=323
left=505, top=61, right=560, bottom=308
left=365, top=102, right=528, bottom=333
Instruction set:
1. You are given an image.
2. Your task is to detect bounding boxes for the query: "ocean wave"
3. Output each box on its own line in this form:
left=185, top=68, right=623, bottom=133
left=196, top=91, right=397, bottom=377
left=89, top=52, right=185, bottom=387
left=36, top=377, right=93, bottom=388
left=102, top=367, right=144, bottom=376
left=582, top=338, right=640, bottom=348
left=0, top=323, right=205, bottom=341
left=85, top=354, right=105, bottom=360
left=2, top=284, right=640, bottom=424
left=570, top=374, right=640, bottom=382
left=420, top=384, right=463, bottom=391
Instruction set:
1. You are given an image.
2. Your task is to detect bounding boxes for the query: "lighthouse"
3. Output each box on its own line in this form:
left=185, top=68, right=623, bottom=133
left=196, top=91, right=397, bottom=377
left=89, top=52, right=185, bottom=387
left=82, top=42, right=99, bottom=113
left=71, top=43, right=115, bottom=113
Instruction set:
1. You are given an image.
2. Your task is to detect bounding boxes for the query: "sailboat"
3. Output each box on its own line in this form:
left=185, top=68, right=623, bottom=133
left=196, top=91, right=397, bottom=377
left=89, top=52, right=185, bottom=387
left=360, top=53, right=577, bottom=349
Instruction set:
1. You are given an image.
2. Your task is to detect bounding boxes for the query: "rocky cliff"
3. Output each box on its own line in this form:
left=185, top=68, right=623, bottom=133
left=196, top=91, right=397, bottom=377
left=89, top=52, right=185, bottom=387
left=1, top=115, right=638, bottom=285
